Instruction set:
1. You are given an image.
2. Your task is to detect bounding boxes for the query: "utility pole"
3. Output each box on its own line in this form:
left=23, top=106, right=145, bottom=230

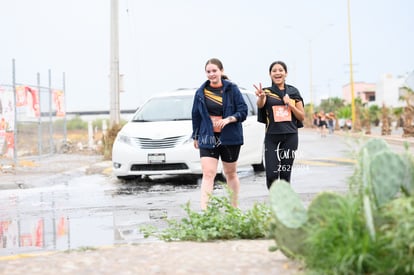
left=285, top=24, right=334, bottom=115
left=347, top=0, right=356, bottom=126
left=308, top=39, right=314, bottom=115
left=109, top=0, right=120, bottom=126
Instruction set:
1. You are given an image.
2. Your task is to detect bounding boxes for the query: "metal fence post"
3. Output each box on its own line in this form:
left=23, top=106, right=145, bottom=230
left=12, top=59, right=17, bottom=164
left=63, top=72, right=67, bottom=144
left=48, top=69, right=54, bottom=154
left=37, top=72, right=43, bottom=156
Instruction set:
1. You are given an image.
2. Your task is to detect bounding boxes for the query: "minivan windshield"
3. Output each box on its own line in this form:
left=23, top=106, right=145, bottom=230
left=131, top=95, right=194, bottom=122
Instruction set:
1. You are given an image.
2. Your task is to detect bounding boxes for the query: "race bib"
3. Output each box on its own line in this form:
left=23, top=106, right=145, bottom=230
left=272, top=105, right=291, bottom=122
left=210, top=115, right=222, bottom=132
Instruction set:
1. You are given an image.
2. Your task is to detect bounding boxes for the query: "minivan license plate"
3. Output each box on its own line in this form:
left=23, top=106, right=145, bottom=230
left=148, top=153, right=165, bottom=163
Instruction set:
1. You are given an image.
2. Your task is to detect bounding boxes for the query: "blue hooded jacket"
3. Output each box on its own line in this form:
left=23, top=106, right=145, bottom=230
left=191, top=79, right=248, bottom=149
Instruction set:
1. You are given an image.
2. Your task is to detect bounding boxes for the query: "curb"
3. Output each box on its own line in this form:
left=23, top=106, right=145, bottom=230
left=302, top=127, right=414, bottom=147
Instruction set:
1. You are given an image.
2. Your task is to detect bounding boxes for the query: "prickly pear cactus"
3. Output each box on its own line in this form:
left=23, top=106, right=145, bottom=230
left=360, top=138, right=390, bottom=157
left=269, top=180, right=307, bottom=228
left=307, top=192, right=347, bottom=223
left=266, top=138, right=414, bottom=271
left=400, top=152, right=414, bottom=196
left=268, top=180, right=308, bottom=258
left=361, top=148, right=376, bottom=240
left=349, top=139, right=390, bottom=195
left=370, top=150, right=405, bottom=207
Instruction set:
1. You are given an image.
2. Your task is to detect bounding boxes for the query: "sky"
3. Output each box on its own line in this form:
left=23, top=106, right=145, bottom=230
left=1, top=0, right=413, bottom=112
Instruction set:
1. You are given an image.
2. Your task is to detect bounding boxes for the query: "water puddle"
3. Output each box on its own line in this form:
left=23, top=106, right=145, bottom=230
left=0, top=174, right=199, bottom=256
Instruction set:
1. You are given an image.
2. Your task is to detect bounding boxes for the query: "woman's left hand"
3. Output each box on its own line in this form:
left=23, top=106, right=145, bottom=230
left=283, top=94, right=291, bottom=106
left=215, top=117, right=234, bottom=130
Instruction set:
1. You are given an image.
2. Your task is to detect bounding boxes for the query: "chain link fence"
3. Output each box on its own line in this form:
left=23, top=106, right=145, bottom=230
left=0, top=82, right=67, bottom=165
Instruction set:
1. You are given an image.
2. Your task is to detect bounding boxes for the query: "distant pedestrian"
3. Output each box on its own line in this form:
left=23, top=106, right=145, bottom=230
left=327, top=112, right=335, bottom=134
left=191, top=58, right=248, bottom=210
left=313, top=112, right=319, bottom=129
left=318, top=111, right=328, bottom=137
left=253, top=60, right=305, bottom=189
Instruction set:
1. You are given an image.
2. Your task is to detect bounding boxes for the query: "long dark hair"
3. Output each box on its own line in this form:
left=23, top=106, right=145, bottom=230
left=205, top=58, right=229, bottom=80
left=269, top=61, right=288, bottom=73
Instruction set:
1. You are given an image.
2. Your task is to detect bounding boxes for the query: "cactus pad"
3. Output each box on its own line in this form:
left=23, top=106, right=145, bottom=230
left=269, top=180, right=307, bottom=229
left=361, top=138, right=390, bottom=157
left=370, top=151, right=405, bottom=206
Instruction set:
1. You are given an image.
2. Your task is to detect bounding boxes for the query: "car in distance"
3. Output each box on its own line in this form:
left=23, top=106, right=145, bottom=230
left=111, top=88, right=265, bottom=180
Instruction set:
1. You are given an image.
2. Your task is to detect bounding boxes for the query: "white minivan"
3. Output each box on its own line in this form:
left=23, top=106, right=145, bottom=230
left=112, top=88, right=265, bottom=180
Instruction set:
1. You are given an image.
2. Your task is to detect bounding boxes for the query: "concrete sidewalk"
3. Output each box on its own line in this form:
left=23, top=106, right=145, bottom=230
left=324, top=126, right=414, bottom=147
left=0, top=240, right=303, bottom=275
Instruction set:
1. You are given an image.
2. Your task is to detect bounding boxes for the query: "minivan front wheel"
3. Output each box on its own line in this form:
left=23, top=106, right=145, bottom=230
left=252, top=147, right=265, bottom=172
left=252, top=162, right=265, bottom=172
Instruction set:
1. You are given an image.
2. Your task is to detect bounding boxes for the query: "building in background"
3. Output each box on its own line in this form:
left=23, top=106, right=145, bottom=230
left=342, top=73, right=410, bottom=108
left=342, top=82, right=376, bottom=105
left=375, top=74, right=406, bottom=108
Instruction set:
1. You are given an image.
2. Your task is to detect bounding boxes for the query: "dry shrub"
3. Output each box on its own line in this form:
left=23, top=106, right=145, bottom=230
left=102, top=124, right=122, bottom=160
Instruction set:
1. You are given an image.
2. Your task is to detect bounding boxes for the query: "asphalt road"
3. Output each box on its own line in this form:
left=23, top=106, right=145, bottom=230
left=0, top=128, right=412, bottom=257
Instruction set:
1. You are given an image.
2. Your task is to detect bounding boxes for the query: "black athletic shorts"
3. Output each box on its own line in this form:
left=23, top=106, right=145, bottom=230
left=199, top=145, right=241, bottom=163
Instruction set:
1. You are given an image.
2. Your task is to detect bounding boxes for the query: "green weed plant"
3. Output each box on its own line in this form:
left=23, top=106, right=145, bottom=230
left=140, top=138, right=414, bottom=274
left=267, top=139, right=414, bottom=274
left=140, top=188, right=272, bottom=242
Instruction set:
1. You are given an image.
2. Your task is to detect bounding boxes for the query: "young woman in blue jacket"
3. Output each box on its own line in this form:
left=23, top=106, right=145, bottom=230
left=191, top=58, right=248, bottom=210
left=254, top=61, right=305, bottom=189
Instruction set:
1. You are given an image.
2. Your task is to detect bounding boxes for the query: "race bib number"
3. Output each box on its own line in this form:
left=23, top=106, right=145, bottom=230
left=272, top=105, right=291, bottom=122
left=210, top=115, right=222, bottom=132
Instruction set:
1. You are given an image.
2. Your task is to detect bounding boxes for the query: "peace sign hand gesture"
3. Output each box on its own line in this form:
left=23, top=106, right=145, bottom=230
left=253, top=83, right=265, bottom=99
left=253, top=83, right=267, bottom=108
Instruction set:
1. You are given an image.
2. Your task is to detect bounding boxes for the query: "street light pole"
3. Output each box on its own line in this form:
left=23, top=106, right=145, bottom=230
left=347, top=0, right=356, bottom=126
left=308, top=39, right=314, bottom=115
left=285, top=24, right=333, bottom=116
left=109, top=0, right=120, bottom=127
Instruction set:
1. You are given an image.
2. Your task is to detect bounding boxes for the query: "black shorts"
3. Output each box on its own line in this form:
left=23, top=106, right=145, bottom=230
left=199, top=145, right=241, bottom=163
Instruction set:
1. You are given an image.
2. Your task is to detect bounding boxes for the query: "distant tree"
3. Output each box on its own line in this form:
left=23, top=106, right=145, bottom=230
left=319, top=97, right=345, bottom=114
left=393, top=107, right=404, bottom=128
left=353, top=98, right=363, bottom=132
left=336, top=105, right=351, bottom=119
left=363, top=107, right=371, bottom=134
left=65, top=115, right=88, bottom=130
left=381, top=104, right=391, bottom=135
left=399, top=86, right=414, bottom=137
left=399, top=86, right=414, bottom=105
left=303, top=103, right=314, bottom=127
left=368, top=104, right=381, bottom=126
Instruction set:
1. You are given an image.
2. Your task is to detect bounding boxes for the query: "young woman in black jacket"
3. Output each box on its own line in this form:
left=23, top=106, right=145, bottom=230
left=254, top=61, right=305, bottom=189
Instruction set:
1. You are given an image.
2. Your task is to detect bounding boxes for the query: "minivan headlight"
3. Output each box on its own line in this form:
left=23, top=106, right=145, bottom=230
left=117, top=134, right=133, bottom=145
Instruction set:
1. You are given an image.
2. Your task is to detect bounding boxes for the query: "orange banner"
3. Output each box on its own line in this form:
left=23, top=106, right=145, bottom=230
left=15, top=85, right=40, bottom=118
left=53, top=89, right=65, bottom=117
